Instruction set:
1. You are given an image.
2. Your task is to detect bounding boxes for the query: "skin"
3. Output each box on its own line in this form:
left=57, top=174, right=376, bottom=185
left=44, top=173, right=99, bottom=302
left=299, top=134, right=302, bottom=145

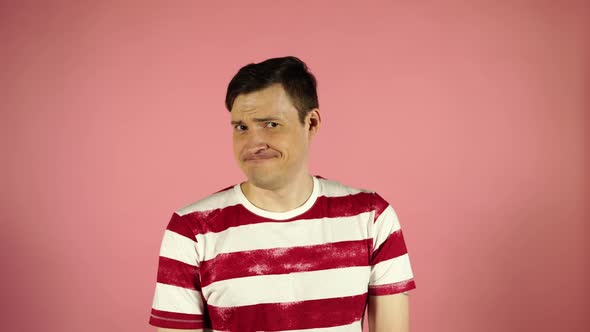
left=368, top=292, right=410, bottom=332
left=230, top=83, right=321, bottom=212
left=157, top=83, right=410, bottom=332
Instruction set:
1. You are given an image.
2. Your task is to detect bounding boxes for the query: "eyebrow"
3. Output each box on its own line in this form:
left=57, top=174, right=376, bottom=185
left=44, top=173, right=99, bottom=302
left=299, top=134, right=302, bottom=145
left=230, top=117, right=282, bottom=125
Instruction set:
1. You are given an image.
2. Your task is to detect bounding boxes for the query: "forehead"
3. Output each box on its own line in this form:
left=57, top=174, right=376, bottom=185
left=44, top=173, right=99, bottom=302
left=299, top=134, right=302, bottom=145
left=230, top=84, right=298, bottom=120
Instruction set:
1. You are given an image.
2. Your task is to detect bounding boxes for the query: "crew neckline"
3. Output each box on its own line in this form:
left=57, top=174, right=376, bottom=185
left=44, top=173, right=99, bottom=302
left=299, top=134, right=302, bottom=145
left=234, top=175, right=320, bottom=220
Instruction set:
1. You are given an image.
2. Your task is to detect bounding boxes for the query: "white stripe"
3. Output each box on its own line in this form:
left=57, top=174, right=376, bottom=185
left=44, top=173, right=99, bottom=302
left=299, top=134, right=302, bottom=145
left=201, top=320, right=361, bottom=332
left=202, top=266, right=371, bottom=307
left=160, top=230, right=198, bottom=266
left=196, top=212, right=372, bottom=259
left=282, top=320, right=362, bottom=332
left=175, top=177, right=372, bottom=217
left=152, top=282, right=204, bottom=314
left=370, top=253, right=414, bottom=286
left=319, top=177, right=372, bottom=198
left=176, top=187, right=239, bottom=216
left=234, top=175, right=321, bottom=220
left=372, top=205, right=401, bottom=251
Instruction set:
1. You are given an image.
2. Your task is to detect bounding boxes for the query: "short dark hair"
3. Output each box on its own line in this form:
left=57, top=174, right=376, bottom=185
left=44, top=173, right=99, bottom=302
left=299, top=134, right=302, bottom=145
left=225, top=56, right=319, bottom=125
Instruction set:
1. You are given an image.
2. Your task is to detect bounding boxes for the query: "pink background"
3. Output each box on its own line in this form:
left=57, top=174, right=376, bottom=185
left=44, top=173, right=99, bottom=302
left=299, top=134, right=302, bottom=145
left=2, top=1, right=589, bottom=331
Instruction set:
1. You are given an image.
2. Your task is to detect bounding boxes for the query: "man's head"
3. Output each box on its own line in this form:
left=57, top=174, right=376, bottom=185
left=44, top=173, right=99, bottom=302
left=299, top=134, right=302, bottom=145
left=226, top=56, right=321, bottom=190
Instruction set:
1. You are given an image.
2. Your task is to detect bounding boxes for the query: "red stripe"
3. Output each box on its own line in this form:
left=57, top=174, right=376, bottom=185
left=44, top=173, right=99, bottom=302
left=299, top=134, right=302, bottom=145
left=157, top=256, right=201, bottom=291
left=373, top=193, right=390, bottom=223
left=200, top=239, right=372, bottom=287
left=149, top=308, right=204, bottom=329
left=166, top=212, right=196, bottom=240
left=370, top=229, right=408, bottom=265
left=368, top=279, right=416, bottom=296
left=183, top=191, right=376, bottom=235
left=208, top=293, right=368, bottom=331
left=150, top=308, right=203, bottom=321
left=148, top=316, right=203, bottom=329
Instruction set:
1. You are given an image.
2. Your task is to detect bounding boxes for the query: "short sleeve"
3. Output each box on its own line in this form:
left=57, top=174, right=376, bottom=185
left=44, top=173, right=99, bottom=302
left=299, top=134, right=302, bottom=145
left=148, top=212, right=206, bottom=329
left=368, top=193, right=417, bottom=296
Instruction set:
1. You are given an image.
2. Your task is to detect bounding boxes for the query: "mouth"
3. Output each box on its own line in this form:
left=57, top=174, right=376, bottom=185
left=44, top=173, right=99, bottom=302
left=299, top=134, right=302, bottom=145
left=245, top=156, right=276, bottom=163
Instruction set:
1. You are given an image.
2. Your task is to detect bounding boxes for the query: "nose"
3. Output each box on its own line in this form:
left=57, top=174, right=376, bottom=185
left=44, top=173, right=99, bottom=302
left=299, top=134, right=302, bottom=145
left=244, top=128, right=269, bottom=155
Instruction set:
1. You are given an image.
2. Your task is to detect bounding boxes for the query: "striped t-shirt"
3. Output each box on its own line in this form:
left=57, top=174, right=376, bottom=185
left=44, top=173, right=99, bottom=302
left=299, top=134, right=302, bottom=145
left=149, top=175, right=416, bottom=331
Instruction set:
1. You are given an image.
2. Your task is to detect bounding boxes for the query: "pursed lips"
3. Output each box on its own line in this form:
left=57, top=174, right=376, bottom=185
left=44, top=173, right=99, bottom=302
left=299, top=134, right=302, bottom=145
left=245, top=156, right=276, bottom=162
left=243, top=152, right=278, bottom=162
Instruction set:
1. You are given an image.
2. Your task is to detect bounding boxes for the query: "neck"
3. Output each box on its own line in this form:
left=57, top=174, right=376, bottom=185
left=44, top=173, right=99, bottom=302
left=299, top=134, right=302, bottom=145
left=241, top=171, right=314, bottom=213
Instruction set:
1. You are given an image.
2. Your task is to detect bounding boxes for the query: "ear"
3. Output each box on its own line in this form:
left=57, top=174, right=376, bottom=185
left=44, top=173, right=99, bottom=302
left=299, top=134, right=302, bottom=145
left=307, top=108, right=321, bottom=138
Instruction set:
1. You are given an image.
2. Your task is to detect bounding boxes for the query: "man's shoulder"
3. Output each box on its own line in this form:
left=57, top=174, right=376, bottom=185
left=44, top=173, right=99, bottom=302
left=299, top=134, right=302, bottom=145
left=316, top=175, right=375, bottom=198
left=174, top=183, right=238, bottom=217
left=317, top=175, right=391, bottom=209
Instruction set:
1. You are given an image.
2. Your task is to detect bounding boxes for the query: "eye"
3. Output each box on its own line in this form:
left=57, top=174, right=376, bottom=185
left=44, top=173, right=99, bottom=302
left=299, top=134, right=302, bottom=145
left=234, top=124, right=247, bottom=131
left=266, top=122, right=279, bottom=128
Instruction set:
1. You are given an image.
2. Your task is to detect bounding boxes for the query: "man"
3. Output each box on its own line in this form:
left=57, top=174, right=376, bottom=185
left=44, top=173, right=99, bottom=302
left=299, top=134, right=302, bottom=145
left=148, top=56, right=416, bottom=331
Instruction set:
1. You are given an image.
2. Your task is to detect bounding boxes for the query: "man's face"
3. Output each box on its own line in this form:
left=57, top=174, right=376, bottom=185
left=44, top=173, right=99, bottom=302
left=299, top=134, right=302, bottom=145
left=231, top=84, right=313, bottom=189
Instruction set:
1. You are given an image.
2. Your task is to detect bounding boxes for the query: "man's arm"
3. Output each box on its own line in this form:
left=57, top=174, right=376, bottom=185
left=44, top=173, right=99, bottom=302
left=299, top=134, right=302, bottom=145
left=367, top=292, right=410, bottom=332
left=156, top=328, right=203, bottom=332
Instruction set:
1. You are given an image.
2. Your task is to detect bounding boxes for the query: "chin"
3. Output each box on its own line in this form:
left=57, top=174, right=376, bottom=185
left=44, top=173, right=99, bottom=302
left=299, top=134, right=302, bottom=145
left=245, top=172, right=283, bottom=189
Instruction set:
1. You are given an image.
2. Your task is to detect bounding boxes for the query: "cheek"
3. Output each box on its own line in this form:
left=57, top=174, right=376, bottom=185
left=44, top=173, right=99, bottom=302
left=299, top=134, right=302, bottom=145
left=280, top=133, right=306, bottom=157
left=273, top=133, right=291, bottom=149
left=232, top=137, right=239, bottom=147
left=232, top=138, right=243, bottom=155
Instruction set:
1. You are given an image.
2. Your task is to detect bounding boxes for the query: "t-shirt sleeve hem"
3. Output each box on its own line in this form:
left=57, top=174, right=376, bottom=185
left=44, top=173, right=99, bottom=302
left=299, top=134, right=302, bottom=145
left=149, top=316, right=204, bottom=329
left=148, top=309, right=204, bottom=329
left=368, top=278, right=416, bottom=296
